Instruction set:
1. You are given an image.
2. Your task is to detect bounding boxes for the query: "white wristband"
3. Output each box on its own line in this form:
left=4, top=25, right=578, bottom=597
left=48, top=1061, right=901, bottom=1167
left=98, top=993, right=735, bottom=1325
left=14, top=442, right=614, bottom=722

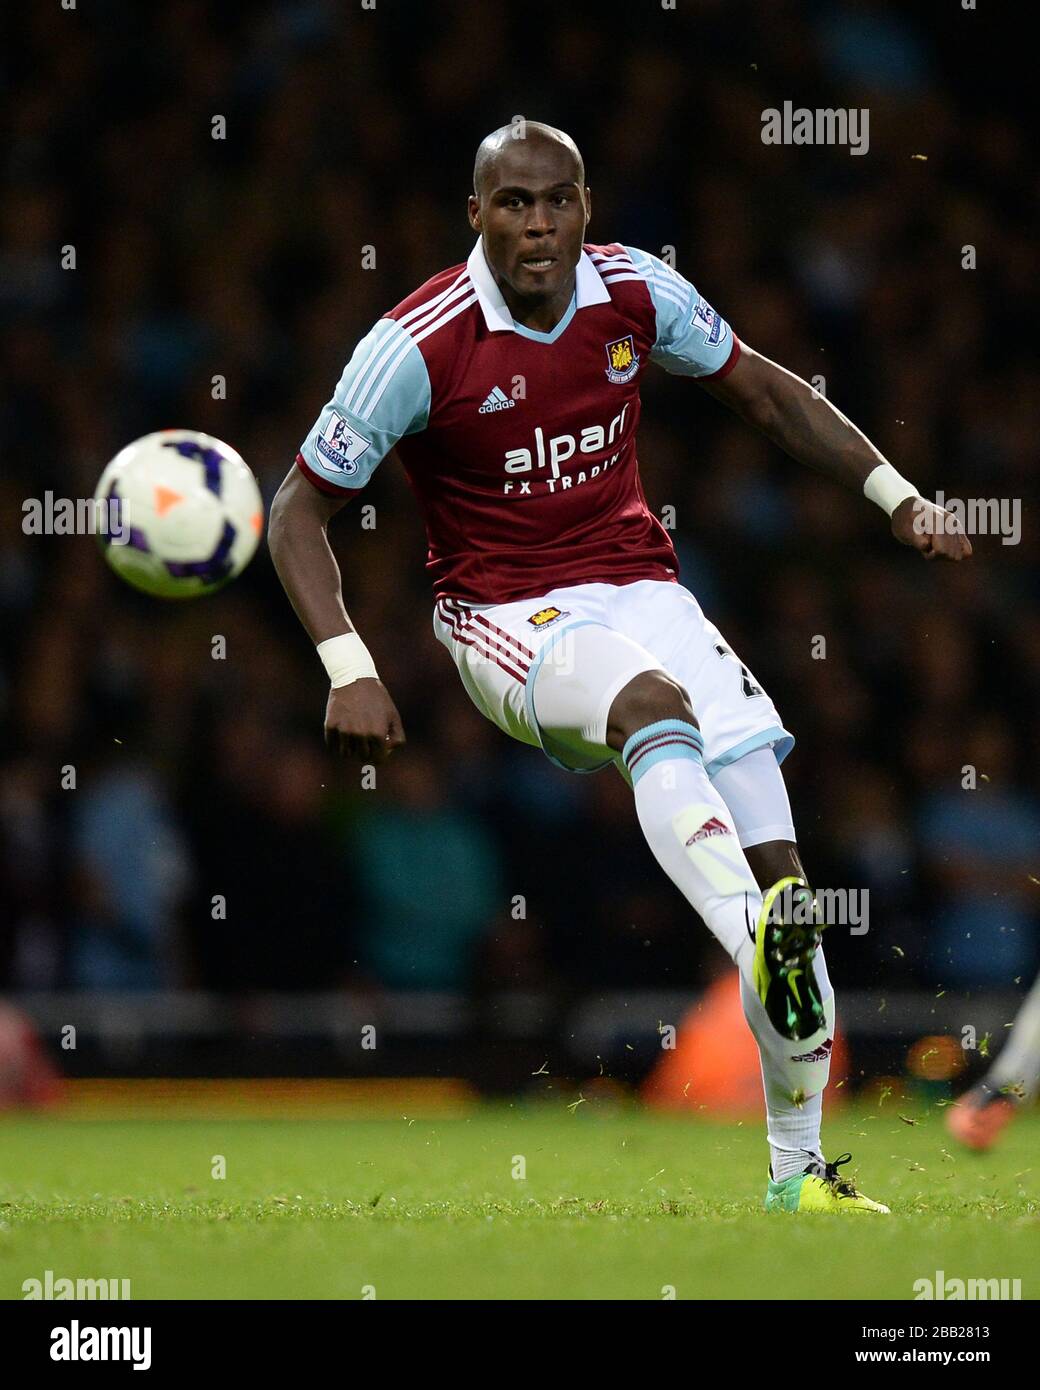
left=317, top=633, right=378, bottom=688
left=863, top=463, right=919, bottom=516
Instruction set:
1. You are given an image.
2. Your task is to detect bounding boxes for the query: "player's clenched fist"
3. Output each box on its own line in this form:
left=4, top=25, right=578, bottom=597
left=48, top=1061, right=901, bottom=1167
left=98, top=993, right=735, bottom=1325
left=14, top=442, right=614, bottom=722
left=324, top=679, right=406, bottom=761
left=891, top=496, right=973, bottom=562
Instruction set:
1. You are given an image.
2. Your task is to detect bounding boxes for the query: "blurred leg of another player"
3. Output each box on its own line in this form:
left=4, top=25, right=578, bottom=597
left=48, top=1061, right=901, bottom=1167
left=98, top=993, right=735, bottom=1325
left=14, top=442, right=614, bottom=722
left=947, top=970, right=1040, bottom=1151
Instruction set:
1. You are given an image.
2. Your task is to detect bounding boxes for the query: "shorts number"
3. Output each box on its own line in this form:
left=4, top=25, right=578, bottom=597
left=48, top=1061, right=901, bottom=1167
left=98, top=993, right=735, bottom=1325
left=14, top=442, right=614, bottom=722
left=713, top=642, right=764, bottom=698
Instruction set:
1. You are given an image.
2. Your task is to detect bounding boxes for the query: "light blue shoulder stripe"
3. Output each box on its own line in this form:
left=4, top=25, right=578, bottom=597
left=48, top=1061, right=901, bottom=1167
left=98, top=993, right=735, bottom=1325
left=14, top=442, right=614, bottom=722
left=624, top=245, right=695, bottom=350
left=339, top=318, right=431, bottom=432
left=623, top=244, right=734, bottom=379
left=298, top=318, right=431, bottom=490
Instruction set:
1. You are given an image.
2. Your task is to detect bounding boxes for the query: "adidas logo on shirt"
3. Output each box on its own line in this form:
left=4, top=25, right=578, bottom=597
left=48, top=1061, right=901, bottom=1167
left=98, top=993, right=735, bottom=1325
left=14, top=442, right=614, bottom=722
left=685, top=816, right=731, bottom=846
left=478, top=386, right=516, bottom=414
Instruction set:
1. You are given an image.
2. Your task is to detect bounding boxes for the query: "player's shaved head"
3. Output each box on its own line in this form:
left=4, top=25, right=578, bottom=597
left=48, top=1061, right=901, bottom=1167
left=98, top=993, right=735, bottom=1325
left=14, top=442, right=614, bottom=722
left=473, top=121, right=584, bottom=198
left=468, top=120, right=591, bottom=326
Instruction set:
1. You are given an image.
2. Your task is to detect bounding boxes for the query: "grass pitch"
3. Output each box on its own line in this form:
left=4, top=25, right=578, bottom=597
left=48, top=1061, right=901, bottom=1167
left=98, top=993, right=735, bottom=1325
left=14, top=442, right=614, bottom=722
left=1, top=1098, right=1037, bottom=1300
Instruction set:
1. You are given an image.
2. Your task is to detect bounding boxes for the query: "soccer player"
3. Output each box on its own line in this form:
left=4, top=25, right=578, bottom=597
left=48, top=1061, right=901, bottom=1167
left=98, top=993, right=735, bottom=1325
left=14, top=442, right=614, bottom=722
left=947, top=970, right=1040, bottom=1151
left=269, top=122, right=971, bottom=1213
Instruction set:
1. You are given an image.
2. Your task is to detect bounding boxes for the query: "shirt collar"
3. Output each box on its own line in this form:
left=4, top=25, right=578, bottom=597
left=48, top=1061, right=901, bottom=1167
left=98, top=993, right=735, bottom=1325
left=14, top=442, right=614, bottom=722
left=466, top=238, right=610, bottom=333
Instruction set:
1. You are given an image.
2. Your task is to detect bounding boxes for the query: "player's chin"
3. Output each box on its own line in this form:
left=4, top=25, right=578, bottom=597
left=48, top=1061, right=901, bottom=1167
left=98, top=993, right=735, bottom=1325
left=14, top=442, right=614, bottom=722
left=514, top=258, right=567, bottom=291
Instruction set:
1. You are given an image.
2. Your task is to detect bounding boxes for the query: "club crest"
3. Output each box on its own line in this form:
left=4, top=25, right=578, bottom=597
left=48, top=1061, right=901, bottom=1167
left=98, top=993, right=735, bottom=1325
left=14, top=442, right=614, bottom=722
left=604, top=334, right=639, bottom=384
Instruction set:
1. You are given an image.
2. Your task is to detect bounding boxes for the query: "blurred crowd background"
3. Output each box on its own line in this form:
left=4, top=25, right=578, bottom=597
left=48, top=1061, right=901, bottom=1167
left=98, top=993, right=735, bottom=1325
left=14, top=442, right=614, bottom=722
left=1, top=2, right=1036, bottom=1017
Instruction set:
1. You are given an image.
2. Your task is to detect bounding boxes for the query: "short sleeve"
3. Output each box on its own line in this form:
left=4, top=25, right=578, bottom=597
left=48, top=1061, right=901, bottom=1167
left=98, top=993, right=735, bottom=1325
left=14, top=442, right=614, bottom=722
left=623, top=246, right=740, bottom=379
left=297, top=318, right=431, bottom=494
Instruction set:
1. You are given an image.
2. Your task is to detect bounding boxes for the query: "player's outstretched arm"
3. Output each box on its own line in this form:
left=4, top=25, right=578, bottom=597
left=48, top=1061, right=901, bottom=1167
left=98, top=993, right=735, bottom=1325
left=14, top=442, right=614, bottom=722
left=697, top=343, right=972, bottom=562
left=268, top=467, right=406, bottom=762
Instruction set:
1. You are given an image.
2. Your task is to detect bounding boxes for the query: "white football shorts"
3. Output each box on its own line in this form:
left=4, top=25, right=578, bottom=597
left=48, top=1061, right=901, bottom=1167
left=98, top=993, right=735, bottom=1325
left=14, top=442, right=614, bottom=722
left=432, top=579, right=794, bottom=782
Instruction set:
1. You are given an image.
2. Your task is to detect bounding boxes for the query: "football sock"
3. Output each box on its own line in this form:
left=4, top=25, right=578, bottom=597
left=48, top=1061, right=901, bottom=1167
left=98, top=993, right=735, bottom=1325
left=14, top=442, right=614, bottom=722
left=621, top=717, right=834, bottom=1161
left=769, top=1106, right=824, bottom=1182
left=743, top=945, right=833, bottom=1163
left=709, top=746, right=796, bottom=849
left=622, top=719, right=763, bottom=988
left=987, top=969, right=1040, bottom=1102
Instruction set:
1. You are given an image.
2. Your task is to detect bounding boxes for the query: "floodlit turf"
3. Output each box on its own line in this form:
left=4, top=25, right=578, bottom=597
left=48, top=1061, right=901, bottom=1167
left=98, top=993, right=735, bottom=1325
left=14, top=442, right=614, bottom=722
left=1, top=1100, right=1037, bottom=1300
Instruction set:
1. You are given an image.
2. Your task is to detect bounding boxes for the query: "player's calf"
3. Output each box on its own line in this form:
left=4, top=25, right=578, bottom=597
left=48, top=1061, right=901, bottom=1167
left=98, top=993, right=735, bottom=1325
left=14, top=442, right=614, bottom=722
left=744, top=839, right=807, bottom=896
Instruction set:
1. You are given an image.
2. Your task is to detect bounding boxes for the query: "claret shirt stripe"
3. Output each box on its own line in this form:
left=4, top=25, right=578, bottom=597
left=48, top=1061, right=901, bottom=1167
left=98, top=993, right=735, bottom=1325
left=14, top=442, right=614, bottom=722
left=410, top=291, right=479, bottom=345
left=396, top=269, right=470, bottom=327
left=348, top=280, right=475, bottom=418
left=589, top=250, right=635, bottom=266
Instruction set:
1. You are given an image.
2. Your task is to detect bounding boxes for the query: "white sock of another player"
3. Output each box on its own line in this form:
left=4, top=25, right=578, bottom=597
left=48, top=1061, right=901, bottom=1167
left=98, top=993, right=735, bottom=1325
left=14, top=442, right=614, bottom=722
left=621, top=719, right=764, bottom=988
left=987, top=969, right=1040, bottom=1102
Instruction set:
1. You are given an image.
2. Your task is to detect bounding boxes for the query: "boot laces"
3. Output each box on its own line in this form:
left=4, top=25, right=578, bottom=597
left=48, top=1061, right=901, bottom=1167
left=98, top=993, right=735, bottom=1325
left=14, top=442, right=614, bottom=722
left=819, top=1151, right=860, bottom=1197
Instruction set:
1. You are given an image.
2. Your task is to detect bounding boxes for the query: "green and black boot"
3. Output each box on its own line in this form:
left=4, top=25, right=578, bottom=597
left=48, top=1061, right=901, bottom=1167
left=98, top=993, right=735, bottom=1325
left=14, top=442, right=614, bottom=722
left=752, top=876, right=827, bottom=1041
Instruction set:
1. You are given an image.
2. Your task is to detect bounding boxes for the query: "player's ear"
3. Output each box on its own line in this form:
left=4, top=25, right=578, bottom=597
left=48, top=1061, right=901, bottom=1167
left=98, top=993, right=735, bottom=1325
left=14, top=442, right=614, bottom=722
left=583, top=186, right=592, bottom=228
left=467, top=195, right=481, bottom=232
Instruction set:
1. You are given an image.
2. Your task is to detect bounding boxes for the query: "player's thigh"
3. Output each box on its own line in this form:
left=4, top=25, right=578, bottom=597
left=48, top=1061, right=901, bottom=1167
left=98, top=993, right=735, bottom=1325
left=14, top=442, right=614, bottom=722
left=612, top=582, right=794, bottom=776
left=432, top=595, right=664, bottom=772
left=530, top=622, right=667, bottom=770
left=433, top=599, right=541, bottom=752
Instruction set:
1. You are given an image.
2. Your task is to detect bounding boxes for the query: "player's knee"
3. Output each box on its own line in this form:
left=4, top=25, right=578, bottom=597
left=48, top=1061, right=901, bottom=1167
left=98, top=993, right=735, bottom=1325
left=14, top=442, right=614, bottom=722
left=606, top=669, right=698, bottom=750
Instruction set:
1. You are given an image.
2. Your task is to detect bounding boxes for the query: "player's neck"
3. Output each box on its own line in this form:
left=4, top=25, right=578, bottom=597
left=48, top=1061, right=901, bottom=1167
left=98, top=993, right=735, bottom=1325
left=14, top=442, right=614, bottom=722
left=496, top=277, right=576, bottom=334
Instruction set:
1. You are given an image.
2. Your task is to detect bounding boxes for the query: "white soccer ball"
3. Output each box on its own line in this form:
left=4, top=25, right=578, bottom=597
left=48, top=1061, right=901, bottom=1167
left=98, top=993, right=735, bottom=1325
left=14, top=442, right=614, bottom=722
left=94, top=430, right=264, bottom=598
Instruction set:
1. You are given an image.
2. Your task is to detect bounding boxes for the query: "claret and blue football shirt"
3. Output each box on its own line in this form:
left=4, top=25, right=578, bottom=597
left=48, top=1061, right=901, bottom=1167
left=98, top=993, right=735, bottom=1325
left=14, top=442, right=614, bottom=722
left=297, top=240, right=740, bottom=604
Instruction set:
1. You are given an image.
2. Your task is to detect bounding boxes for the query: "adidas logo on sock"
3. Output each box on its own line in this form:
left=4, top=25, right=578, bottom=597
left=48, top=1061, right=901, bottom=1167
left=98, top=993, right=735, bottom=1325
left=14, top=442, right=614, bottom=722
left=684, top=816, right=731, bottom=845
left=791, top=1038, right=834, bottom=1063
left=478, top=386, right=516, bottom=414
